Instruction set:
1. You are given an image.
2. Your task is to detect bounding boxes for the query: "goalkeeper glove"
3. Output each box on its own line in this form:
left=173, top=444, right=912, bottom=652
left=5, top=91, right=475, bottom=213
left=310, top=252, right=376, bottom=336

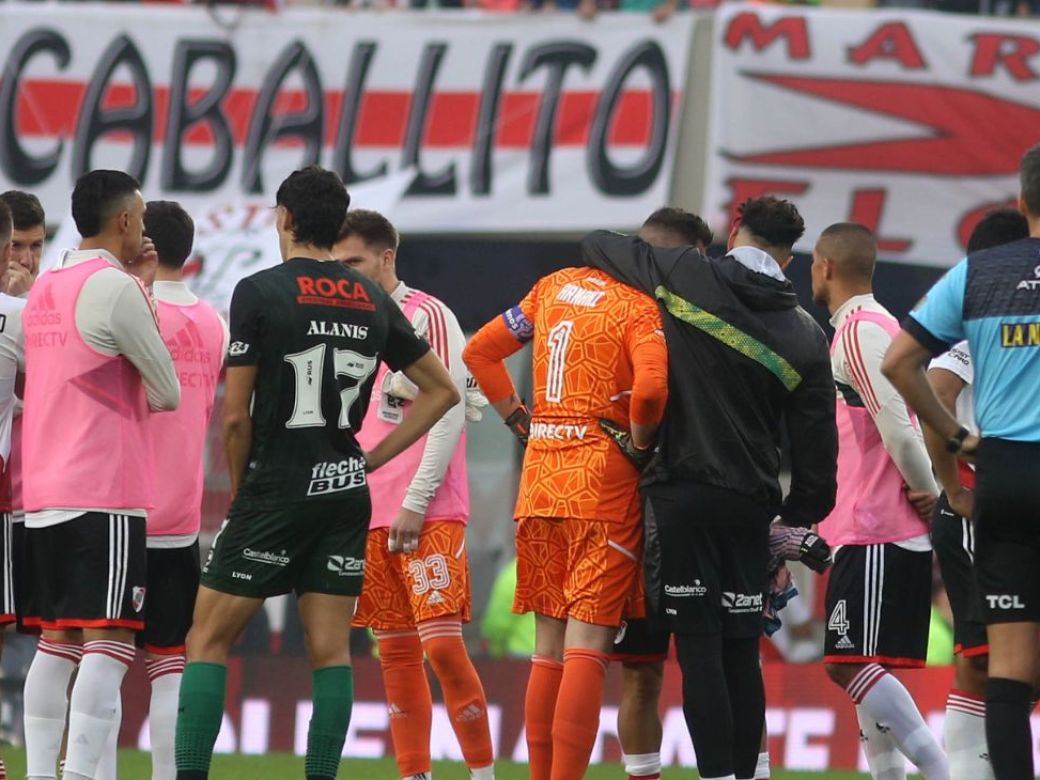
left=769, top=522, right=832, bottom=574
left=599, top=419, right=653, bottom=470
left=504, top=404, right=532, bottom=446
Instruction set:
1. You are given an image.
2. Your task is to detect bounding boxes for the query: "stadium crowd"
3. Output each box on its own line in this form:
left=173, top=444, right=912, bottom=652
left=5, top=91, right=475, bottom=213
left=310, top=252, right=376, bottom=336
left=0, top=139, right=1037, bottom=780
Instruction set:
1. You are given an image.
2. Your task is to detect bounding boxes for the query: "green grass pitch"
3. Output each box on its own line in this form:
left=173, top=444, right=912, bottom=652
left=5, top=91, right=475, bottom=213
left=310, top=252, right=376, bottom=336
left=0, top=749, right=868, bottom=778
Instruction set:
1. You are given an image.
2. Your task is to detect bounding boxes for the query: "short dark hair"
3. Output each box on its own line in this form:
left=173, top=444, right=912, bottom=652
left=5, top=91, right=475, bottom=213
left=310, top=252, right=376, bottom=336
left=0, top=201, right=11, bottom=247
left=967, top=208, right=1029, bottom=253
left=0, top=191, right=45, bottom=231
left=817, top=222, right=877, bottom=281
left=145, top=201, right=195, bottom=269
left=642, top=207, right=713, bottom=249
left=338, top=209, right=399, bottom=251
left=738, top=196, right=805, bottom=250
left=275, top=166, right=350, bottom=250
left=71, top=170, right=140, bottom=239
left=1021, top=144, right=1040, bottom=217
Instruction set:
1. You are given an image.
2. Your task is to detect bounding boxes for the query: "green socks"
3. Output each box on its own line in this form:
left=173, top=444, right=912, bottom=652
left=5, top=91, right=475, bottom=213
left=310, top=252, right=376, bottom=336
left=306, top=665, right=354, bottom=780
left=175, top=662, right=228, bottom=778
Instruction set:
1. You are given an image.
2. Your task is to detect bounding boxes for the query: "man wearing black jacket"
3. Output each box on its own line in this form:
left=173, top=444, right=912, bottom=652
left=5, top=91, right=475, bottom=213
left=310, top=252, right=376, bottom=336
left=582, top=197, right=837, bottom=780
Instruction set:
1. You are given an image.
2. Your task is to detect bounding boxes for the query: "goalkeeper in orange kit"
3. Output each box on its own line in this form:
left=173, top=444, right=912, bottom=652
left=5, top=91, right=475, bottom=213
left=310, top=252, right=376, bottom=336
left=463, top=264, right=668, bottom=780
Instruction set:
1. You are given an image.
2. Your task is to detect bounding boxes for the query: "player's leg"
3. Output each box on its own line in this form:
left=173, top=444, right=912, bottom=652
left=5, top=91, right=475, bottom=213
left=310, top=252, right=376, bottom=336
left=295, top=496, right=371, bottom=780
left=824, top=544, right=946, bottom=780
left=933, top=497, right=992, bottom=780
left=140, top=543, right=200, bottom=780
left=410, top=522, right=493, bottom=778
left=618, top=659, right=664, bottom=780
left=515, top=517, right=568, bottom=780
left=354, top=527, right=434, bottom=780
left=0, top=512, right=16, bottom=779
left=548, top=518, right=638, bottom=780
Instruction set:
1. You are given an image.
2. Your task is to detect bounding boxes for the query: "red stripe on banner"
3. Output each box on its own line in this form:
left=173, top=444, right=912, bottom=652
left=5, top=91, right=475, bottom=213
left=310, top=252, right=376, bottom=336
left=14, top=80, right=656, bottom=149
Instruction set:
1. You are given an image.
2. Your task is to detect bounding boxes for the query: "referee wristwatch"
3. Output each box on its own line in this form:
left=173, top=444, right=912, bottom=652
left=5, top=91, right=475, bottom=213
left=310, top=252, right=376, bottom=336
left=946, top=426, right=970, bottom=454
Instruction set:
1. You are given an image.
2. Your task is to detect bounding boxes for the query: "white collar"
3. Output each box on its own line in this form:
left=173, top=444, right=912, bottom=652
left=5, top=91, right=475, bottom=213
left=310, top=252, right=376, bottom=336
left=829, top=293, right=878, bottom=329
left=390, top=280, right=411, bottom=305
left=58, top=248, right=122, bottom=270
left=154, top=280, right=198, bottom=306
left=727, top=246, right=786, bottom=282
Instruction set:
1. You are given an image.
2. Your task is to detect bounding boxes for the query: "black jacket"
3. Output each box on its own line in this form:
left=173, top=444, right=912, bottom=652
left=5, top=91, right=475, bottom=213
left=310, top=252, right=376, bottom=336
left=582, top=231, right=837, bottom=527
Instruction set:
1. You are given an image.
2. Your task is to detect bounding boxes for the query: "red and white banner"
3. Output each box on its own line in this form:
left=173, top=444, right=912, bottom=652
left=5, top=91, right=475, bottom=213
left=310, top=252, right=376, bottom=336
left=113, top=656, right=1040, bottom=771
left=704, top=5, right=1040, bottom=267
left=0, top=5, right=693, bottom=233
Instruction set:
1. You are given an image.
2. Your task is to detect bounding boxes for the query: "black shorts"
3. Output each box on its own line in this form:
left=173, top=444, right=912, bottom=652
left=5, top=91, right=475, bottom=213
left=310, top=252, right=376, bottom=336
left=611, top=618, right=670, bottom=663
left=644, top=482, right=771, bottom=639
left=202, top=495, right=371, bottom=599
left=24, top=513, right=147, bottom=631
left=974, top=438, right=1040, bottom=624
left=12, top=519, right=36, bottom=633
left=824, top=542, right=931, bottom=668
left=933, top=494, right=988, bottom=656
left=0, top=513, right=14, bottom=626
left=138, top=543, right=200, bottom=654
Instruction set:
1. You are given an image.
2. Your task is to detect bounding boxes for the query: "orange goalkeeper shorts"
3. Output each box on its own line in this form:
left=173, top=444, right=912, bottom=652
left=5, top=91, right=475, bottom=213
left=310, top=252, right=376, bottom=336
left=514, top=516, right=643, bottom=627
left=353, top=520, right=471, bottom=631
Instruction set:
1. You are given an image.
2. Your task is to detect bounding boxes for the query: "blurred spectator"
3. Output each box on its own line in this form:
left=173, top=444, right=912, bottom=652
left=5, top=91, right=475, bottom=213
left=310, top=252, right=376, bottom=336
left=481, top=558, right=535, bottom=658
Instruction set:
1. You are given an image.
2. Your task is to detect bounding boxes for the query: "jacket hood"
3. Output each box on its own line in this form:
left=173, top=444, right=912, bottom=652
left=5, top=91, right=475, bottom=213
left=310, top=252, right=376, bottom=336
left=714, top=254, right=799, bottom=312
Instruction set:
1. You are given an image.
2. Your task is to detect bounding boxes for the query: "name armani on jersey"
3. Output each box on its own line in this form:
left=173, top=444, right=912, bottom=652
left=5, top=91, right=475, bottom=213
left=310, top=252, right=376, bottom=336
left=307, top=320, right=369, bottom=339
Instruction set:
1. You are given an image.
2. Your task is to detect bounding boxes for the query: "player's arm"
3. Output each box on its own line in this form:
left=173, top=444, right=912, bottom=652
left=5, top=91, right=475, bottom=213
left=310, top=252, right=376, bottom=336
left=581, top=230, right=693, bottom=297
left=223, top=365, right=257, bottom=499
left=782, top=334, right=838, bottom=528
left=628, top=311, right=668, bottom=448
left=847, top=321, right=939, bottom=520
left=882, top=259, right=975, bottom=455
left=365, top=303, right=460, bottom=477
left=463, top=285, right=540, bottom=443
left=223, top=278, right=265, bottom=498
left=922, top=350, right=970, bottom=511
left=108, top=275, right=180, bottom=411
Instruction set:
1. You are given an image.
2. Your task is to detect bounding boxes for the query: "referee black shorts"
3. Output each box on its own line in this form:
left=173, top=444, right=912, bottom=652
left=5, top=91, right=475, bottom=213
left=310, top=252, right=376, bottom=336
left=643, top=482, right=771, bottom=639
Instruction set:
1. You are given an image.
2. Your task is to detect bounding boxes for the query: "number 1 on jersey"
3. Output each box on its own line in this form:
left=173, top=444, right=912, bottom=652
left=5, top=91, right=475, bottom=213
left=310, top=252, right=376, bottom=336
left=545, top=320, right=573, bottom=403
left=285, top=344, right=378, bottom=429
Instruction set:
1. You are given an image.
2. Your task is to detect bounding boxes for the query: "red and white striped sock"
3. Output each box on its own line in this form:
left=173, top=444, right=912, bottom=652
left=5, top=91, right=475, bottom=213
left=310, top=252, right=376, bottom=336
left=945, top=689, right=993, bottom=779
left=24, top=640, right=82, bottom=779
left=63, top=641, right=135, bottom=780
left=147, top=655, right=186, bottom=779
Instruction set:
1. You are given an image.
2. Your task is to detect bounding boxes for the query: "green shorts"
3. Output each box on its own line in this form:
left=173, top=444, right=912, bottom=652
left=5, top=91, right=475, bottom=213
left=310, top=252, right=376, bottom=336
left=202, top=493, right=371, bottom=598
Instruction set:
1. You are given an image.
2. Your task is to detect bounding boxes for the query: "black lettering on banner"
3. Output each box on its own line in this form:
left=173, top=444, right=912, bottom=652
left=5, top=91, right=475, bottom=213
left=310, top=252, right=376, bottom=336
left=403, top=43, right=456, bottom=197
left=162, top=39, right=237, bottom=192
left=333, top=42, right=388, bottom=186
left=242, top=41, right=323, bottom=194
left=471, top=43, right=512, bottom=196
left=0, top=29, right=71, bottom=185
left=72, top=35, right=154, bottom=182
left=518, top=42, right=597, bottom=196
left=588, top=41, right=670, bottom=196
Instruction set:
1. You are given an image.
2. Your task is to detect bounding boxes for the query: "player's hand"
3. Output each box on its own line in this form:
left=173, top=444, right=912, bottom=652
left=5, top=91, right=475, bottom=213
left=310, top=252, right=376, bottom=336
left=958, top=433, right=981, bottom=464
left=126, top=237, right=159, bottom=287
left=769, top=522, right=832, bottom=574
left=906, top=489, right=937, bottom=521
left=388, top=508, right=424, bottom=555
left=947, top=486, right=974, bottom=520
left=599, top=419, right=653, bottom=470
left=3, top=262, right=33, bottom=297
left=504, top=404, right=531, bottom=446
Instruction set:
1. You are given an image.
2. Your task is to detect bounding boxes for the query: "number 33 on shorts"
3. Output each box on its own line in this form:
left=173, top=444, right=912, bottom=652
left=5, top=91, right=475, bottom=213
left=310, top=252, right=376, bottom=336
left=409, top=554, right=451, bottom=596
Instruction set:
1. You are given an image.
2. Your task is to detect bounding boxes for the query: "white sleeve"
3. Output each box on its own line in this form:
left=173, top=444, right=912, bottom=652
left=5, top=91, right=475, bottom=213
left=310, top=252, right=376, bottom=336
left=928, top=340, right=973, bottom=386
left=401, top=298, right=467, bottom=516
left=843, top=320, right=938, bottom=494
left=77, top=270, right=179, bottom=412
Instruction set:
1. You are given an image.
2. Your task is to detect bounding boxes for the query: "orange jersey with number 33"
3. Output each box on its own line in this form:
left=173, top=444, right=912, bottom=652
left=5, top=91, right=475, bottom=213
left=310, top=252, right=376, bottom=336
left=465, top=267, right=668, bottom=523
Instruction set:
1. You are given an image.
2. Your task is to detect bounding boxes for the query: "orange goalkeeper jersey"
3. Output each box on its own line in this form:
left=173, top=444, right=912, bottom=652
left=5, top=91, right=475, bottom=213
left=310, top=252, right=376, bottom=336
left=465, top=267, right=667, bottom=523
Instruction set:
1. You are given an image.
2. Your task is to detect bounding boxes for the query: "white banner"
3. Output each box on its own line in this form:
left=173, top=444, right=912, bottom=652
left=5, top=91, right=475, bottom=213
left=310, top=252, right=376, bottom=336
left=705, top=5, right=1040, bottom=267
left=0, top=5, right=695, bottom=233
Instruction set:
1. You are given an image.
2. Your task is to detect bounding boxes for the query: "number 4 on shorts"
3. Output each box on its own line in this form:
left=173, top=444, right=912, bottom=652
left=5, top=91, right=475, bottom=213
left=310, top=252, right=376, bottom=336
left=828, top=599, right=850, bottom=635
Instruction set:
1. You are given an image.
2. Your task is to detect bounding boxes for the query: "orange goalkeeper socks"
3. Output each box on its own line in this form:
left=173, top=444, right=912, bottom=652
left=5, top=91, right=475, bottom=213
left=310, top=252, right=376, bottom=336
left=525, top=655, right=564, bottom=780
left=420, top=619, right=494, bottom=771
left=550, top=648, right=609, bottom=780
left=376, top=631, right=433, bottom=777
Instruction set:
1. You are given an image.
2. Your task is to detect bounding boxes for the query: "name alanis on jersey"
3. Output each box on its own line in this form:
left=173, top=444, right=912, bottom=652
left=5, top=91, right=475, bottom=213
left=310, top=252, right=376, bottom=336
left=307, top=457, right=367, bottom=497
left=307, top=321, right=369, bottom=339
